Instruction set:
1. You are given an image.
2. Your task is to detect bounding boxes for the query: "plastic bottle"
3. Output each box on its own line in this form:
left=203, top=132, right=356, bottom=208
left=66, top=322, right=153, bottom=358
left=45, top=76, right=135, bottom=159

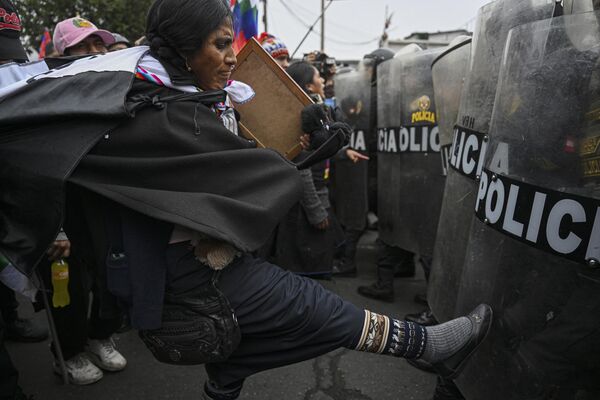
left=51, top=259, right=70, bottom=307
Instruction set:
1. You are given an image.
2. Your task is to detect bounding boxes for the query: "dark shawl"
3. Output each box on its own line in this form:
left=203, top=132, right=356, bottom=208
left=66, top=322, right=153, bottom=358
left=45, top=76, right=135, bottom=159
left=0, top=62, right=303, bottom=277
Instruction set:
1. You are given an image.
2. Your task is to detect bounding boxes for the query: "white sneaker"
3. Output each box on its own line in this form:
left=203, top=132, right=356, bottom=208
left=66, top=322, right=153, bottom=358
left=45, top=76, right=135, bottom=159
left=54, top=353, right=103, bottom=385
left=86, top=337, right=127, bottom=372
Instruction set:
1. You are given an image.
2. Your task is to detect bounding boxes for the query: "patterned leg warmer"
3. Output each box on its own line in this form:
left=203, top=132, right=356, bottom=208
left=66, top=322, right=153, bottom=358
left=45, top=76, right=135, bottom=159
left=354, top=311, right=473, bottom=363
left=354, top=310, right=427, bottom=359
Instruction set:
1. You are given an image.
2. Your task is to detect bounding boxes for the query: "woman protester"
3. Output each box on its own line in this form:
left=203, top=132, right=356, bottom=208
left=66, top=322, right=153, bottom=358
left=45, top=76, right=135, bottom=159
left=0, top=1, right=492, bottom=399
left=267, top=61, right=348, bottom=277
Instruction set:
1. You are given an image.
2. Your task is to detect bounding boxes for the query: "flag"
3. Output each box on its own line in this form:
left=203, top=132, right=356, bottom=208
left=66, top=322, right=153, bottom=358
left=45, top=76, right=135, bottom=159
left=230, top=0, right=259, bottom=53
left=38, top=28, right=52, bottom=60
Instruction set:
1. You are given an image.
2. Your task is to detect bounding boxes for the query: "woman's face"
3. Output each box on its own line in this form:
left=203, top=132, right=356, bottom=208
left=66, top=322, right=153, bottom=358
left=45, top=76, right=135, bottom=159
left=188, top=20, right=236, bottom=90
left=306, top=67, right=325, bottom=99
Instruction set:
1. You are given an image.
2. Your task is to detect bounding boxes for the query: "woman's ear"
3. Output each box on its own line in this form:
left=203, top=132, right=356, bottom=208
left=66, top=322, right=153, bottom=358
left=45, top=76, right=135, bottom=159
left=305, top=83, right=315, bottom=94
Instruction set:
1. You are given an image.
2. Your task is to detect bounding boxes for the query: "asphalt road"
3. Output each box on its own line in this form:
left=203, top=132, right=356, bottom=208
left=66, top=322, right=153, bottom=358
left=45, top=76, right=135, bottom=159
left=8, top=231, right=437, bottom=400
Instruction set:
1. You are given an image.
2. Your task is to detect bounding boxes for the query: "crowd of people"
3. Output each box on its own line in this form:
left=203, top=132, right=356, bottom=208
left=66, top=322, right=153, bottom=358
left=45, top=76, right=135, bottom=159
left=0, top=0, right=493, bottom=399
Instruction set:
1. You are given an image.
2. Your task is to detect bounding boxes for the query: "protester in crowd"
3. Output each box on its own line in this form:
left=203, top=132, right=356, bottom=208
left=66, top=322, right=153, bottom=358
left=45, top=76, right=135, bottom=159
left=108, top=33, right=131, bottom=52
left=0, top=1, right=492, bottom=398
left=0, top=0, right=27, bottom=65
left=53, top=17, right=114, bottom=57
left=258, top=32, right=289, bottom=69
left=304, top=50, right=337, bottom=101
left=266, top=60, right=345, bottom=277
left=34, top=16, right=126, bottom=386
left=0, top=2, right=45, bottom=398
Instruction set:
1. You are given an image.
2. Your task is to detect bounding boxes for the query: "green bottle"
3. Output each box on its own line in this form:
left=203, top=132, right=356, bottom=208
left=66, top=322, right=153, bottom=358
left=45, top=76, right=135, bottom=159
left=51, top=259, right=70, bottom=308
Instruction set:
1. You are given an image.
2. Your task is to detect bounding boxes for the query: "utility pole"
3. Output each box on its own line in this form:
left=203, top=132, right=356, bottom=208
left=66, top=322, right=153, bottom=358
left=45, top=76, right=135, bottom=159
left=291, top=0, right=333, bottom=58
left=320, top=0, right=325, bottom=52
left=262, top=0, right=268, bottom=33
left=379, top=6, right=393, bottom=48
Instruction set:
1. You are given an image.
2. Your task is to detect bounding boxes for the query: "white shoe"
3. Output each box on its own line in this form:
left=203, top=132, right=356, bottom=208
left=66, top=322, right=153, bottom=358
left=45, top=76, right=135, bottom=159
left=54, top=353, right=103, bottom=385
left=86, top=337, right=127, bottom=372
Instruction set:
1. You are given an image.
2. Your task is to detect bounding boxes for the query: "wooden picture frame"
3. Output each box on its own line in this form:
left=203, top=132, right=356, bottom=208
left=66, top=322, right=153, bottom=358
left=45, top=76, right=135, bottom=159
left=231, top=38, right=313, bottom=160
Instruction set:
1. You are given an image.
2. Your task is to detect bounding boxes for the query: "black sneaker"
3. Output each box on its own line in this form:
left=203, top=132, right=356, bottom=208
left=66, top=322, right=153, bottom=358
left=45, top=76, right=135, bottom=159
left=5, top=318, right=48, bottom=343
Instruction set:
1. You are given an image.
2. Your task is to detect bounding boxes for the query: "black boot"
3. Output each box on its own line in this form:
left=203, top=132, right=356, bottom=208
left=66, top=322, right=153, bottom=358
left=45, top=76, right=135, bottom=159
left=394, top=253, right=416, bottom=277
left=332, top=257, right=357, bottom=277
left=357, top=267, right=394, bottom=302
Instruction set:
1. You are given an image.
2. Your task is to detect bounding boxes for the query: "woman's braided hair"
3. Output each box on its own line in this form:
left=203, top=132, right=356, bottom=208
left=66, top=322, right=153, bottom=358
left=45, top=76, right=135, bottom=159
left=146, top=0, right=233, bottom=72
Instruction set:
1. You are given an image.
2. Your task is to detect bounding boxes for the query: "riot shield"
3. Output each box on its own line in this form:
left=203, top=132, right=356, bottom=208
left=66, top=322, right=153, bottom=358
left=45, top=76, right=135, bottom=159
left=431, top=36, right=472, bottom=177
left=453, top=12, right=600, bottom=399
left=333, top=66, right=372, bottom=230
left=377, top=47, right=445, bottom=257
left=563, top=0, right=597, bottom=14
left=428, top=0, right=559, bottom=323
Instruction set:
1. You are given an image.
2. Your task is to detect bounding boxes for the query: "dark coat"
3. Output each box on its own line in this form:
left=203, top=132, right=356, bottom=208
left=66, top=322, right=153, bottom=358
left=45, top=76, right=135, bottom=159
left=0, top=73, right=303, bottom=279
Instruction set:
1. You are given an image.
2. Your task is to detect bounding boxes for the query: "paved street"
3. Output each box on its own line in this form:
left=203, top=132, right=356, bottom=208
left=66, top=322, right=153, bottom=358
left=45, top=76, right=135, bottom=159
left=8, top=231, right=437, bottom=400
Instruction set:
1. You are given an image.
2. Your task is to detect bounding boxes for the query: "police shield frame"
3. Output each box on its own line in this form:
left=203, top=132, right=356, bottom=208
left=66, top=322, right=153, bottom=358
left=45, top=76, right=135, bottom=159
left=452, top=12, right=600, bottom=399
left=431, top=36, right=472, bottom=177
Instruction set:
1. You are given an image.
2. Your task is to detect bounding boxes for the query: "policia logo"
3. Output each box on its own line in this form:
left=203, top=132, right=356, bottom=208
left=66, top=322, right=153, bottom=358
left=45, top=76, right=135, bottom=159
left=475, top=169, right=600, bottom=265
left=411, top=95, right=436, bottom=124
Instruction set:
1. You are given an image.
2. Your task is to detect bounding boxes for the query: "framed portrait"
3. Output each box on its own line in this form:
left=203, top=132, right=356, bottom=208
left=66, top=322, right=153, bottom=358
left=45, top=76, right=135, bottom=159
left=231, top=38, right=313, bottom=160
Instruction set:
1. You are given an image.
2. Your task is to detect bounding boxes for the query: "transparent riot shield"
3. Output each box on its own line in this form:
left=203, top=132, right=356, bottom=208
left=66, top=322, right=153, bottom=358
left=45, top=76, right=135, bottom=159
left=452, top=12, right=600, bottom=399
left=431, top=36, right=472, bottom=177
left=428, top=0, right=559, bottom=323
left=428, top=37, right=472, bottom=320
left=333, top=67, right=372, bottom=230
left=563, top=0, right=597, bottom=14
left=377, top=47, right=445, bottom=257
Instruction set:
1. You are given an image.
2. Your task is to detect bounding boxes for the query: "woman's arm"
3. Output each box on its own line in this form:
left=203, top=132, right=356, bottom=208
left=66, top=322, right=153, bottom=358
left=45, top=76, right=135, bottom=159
left=298, top=169, right=328, bottom=228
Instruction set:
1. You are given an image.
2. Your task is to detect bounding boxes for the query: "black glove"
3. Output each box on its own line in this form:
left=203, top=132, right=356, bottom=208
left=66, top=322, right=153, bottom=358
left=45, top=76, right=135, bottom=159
left=295, top=121, right=351, bottom=170
left=301, top=104, right=330, bottom=136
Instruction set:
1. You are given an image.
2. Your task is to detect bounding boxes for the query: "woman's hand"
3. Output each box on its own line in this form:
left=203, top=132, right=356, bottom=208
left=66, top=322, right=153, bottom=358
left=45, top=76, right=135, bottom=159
left=300, top=134, right=311, bottom=150
left=46, top=240, right=71, bottom=261
left=346, top=149, right=369, bottom=163
left=313, top=217, right=330, bottom=231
